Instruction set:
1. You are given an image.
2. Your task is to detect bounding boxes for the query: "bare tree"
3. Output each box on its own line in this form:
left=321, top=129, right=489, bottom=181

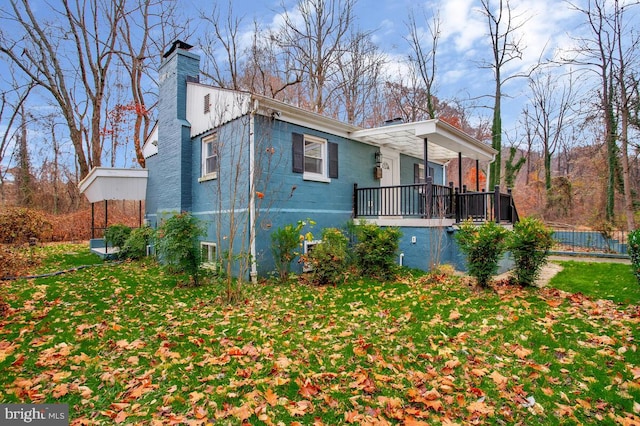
left=198, top=1, right=244, bottom=90
left=611, top=0, right=638, bottom=230
left=479, top=0, right=532, bottom=188
left=565, top=0, right=639, bottom=226
left=333, top=31, right=385, bottom=125
left=0, top=0, right=127, bottom=179
left=405, top=7, right=440, bottom=119
left=275, top=0, right=357, bottom=114
left=14, top=104, right=33, bottom=206
left=0, top=77, right=33, bottom=202
left=528, top=68, right=576, bottom=191
left=118, top=0, right=185, bottom=168
left=198, top=4, right=303, bottom=101
left=564, top=0, right=618, bottom=222
left=244, top=20, right=304, bottom=100
left=383, top=75, right=432, bottom=123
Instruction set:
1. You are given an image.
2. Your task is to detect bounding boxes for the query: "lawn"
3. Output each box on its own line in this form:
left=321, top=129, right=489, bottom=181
left=549, top=260, right=640, bottom=305
left=0, top=244, right=638, bottom=425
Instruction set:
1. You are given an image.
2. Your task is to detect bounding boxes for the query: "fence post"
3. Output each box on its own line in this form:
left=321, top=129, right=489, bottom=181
left=353, top=183, right=358, bottom=218
left=494, top=185, right=500, bottom=223
left=448, top=181, right=454, bottom=218
left=455, top=187, right=461, bottom=223
left=425, top=176, right=433, bottom=218
left=507, top=188, right=513, bottom=223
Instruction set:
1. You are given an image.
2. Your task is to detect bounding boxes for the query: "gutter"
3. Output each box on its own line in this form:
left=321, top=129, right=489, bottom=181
left=249, top=100, right=258, bottom=283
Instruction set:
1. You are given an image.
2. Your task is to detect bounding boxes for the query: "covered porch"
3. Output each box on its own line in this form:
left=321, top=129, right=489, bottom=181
left=350, top=119, right=519, bottom=225
left=78, top=167, right=148, bottom=258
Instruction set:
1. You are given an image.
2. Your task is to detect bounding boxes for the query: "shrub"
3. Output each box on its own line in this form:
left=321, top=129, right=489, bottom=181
left=629, top=229, right=640, bottom=284
left=120, top=226, right=155, bottom=260
left=0, top=208, right=52, bottom=245
left=156, top=212, right=205, bottom=285
left=353, top=221, right=402, bottom=280
left=0, top=245, right=39, bottom=279
left=104, top=224, right=132, bottom=249
left=509, top=217, right=554, bottom=286
left=271, top=220, right=314, bottom=281
left=305, top=228, right=349, bottom=285
left=455, top=220, right=509, bottom=288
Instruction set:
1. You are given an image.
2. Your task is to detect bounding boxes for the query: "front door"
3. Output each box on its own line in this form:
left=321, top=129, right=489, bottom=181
left=379, top=149, right=400, bottom=217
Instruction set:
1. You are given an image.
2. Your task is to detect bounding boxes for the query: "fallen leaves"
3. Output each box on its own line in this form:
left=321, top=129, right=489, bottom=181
left=1, top=250, right=638, bottom=424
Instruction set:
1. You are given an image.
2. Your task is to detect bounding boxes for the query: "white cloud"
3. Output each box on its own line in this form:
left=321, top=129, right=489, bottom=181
left=439, top=0, right=485, bottom=52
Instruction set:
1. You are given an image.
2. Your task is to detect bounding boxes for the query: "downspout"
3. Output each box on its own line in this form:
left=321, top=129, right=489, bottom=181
left=249, top=100, right=258, bottom=283
left=486, top=153, right=496, bottom=192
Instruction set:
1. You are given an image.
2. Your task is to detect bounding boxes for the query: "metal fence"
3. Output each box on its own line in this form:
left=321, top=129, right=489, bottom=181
left=551, top=228, right=630, bottom=256
left=353, top=182, right=518, bottom=224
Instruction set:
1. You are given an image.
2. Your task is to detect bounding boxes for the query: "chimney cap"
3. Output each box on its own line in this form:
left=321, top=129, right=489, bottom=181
left=163, top=40, right=194, bottom=58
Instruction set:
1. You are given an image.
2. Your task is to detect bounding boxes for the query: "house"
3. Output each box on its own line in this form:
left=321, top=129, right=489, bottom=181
left=143, top=40, right=517, bottom=280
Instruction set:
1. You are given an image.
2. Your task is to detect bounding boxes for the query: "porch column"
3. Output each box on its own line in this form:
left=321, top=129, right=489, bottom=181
left=91, top=203, right=95, bottom=239
left=104, top=200, right=109, bottom=254
left=476, top=159, right=480, bottom=192
left=423, top=138, right=428, bottom=179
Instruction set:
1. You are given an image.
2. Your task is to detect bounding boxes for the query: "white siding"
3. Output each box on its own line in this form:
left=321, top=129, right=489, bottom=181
left=186, top=84, right=251, bottom=137
left=142, top=124, right=158, bottom=158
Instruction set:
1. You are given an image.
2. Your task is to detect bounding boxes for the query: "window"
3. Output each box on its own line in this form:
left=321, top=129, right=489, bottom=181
left=292, top=133, right=338, bottom=182
left=200, top=242, right=217, bottom=270
left=201, top=134, right=218, bottom=179
left=303, top=239, right=322, bottom=272
left=414, top=164, right=435, bottom=184
left=304, top=137, right=324, bottom=175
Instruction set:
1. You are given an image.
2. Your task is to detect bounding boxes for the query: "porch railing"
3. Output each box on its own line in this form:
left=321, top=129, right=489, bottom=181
left=353, top=179, right=519, bottom=224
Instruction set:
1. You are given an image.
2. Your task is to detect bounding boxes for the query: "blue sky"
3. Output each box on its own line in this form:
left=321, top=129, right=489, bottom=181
left=186, top=0, right=587, bottom=130
left=0, top=0, right=614, bottom=174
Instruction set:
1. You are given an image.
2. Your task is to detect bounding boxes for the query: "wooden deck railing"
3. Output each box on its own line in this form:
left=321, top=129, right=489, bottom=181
left=353, top=179, right=519, bottom=224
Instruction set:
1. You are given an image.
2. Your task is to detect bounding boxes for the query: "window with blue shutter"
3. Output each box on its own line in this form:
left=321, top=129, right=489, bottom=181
left=292, top=133, right=338, bottom=182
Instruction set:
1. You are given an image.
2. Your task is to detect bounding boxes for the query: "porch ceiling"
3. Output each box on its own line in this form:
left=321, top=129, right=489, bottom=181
left=350, top=119, right=497, bottom=162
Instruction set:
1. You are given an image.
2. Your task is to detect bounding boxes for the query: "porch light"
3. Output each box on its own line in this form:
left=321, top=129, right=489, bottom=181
left=373, top=151, right=383, bottom=180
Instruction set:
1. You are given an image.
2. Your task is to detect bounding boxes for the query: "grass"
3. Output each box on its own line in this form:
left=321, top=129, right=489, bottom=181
left=549, top=260, right=639, bottom=305
left=0, top=244, right=638, bottom=425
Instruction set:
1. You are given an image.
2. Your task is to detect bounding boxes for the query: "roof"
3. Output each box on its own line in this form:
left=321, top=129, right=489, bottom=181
left=78, top=167, right=148, bottom=203
left=351, top=119, right=497, bottom=162
left=157, top=82, right=496, bottom=164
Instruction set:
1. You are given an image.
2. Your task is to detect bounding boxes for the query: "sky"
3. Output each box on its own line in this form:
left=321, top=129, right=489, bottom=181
left=187, top=0, right=588, bottom=131
left=0, top=0, right=624, bottom=175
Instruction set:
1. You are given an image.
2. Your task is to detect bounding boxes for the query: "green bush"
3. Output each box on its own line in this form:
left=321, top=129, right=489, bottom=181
left=156, top=212, right=205, bottom=285
left=509, top=217, right=554, bottom=286
left=0, top=207, right=52, bottom=244
left=455, top=220, right=509, bottom=288
left=120, top=226, right=155, bottom=260
left=305, top=228, right=349, bottom=285
left=352, top=221, right=401, bottom=280
left=271, top=220, right=314, bottom=281
left=629, top=229, right=640, bottom=284
left=104, top=224, right=132, bottom=249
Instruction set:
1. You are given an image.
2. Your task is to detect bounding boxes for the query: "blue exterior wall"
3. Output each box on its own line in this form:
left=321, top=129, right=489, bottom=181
left=399, top=154, right=444, bottom=185
left=181, top=113, right=452, bottom=277
left=395, top=227, right=513, bottom=273
left=146, top=48, right=200, bottom=220
left=251, top=117, right=382, bottom=275
left=190, top=118, right=252, bottom=273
